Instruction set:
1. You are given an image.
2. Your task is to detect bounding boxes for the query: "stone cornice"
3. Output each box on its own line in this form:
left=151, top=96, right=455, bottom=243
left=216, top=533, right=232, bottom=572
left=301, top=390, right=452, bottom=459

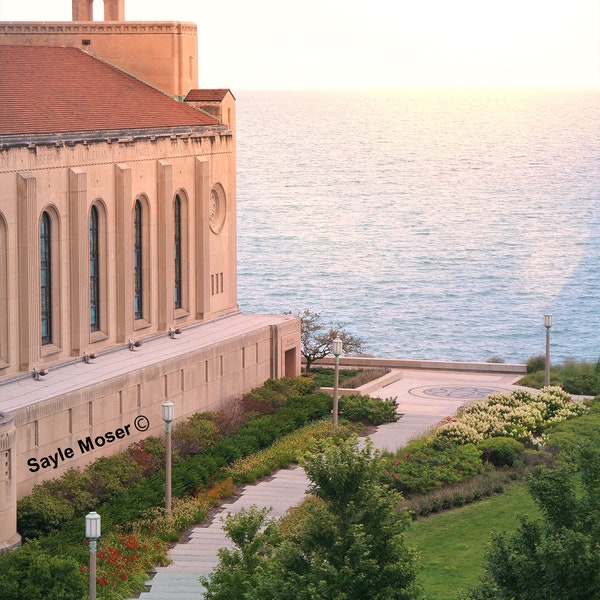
left=0, top=21, right=197, bottom=35
left=0, top=124, right=230, bottom=151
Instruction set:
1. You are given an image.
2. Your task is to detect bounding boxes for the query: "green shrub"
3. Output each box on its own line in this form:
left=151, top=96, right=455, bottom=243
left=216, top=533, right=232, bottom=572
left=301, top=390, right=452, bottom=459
left=520, top=357, right=600, bottom=395
left=522, top=448, right=555, bottom=468
left=17, top=490, right=76, bottom=540
left=225, top=420, right=355, bottom=484
left=172, top=412, right=219, bottom=459
left=527, top=355, right=546, bottom=373
left=404, top=469, right=510, bottom=518
left=309, top=368, right=361, bottom=387
left=242, top=377, right=318, bottom=417
left=479, top=436, right=525, bottom=466
left=517, top=369, right=546, bottom=388
left=560, top=360, right=600, bottom=396
left=0, top=540, right=86, bottom=600
left=310, top=368, right=390, bottom=389
left=382, top=442, right=484, bottom=496
left=86, top=453, right=142, bottom=499
left=339, top=393, right=399, bottom=425
left=35, top=468, right=94, bottom=515
left=288, top=375, right=320, bottom=396
left=127, top=436, right=166, bottom=475
left=545, top=408, right=600, bottom=457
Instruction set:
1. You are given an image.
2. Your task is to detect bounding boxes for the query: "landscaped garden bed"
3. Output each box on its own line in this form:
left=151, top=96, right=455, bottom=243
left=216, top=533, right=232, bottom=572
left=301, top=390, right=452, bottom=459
left=2, top=372, right=598, bottom=599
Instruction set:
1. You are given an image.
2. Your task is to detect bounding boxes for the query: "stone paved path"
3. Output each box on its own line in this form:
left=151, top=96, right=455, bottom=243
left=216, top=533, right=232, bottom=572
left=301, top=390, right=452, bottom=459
left=133, top=368, right=523, bottom=599
left=138, top=468, right=310, bottom=599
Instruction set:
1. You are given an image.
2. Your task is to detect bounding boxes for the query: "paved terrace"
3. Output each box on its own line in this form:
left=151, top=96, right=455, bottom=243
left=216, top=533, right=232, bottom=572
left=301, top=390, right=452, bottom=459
left=133, top=367, right=525, bottom=599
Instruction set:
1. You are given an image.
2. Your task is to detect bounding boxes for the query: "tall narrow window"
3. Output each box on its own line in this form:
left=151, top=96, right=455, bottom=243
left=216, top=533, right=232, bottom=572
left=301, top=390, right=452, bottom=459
left=40, top=211, right=52, bottom=345
left=174, top=195, right=182, bottom=309
left=133, top=200, right=143, bottom=320
left=89, top=205, right=100, bottom=332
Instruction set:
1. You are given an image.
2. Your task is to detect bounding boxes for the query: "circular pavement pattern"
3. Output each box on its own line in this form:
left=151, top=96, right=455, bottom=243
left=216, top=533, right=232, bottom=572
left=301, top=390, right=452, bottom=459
left=410, top=386, right=508, bottom=399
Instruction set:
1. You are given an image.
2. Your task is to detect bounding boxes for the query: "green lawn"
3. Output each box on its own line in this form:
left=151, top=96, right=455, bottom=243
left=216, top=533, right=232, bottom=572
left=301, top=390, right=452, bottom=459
left=309, top=368, right=361, bottom=387
left=404, top=482, right=541, bottom=600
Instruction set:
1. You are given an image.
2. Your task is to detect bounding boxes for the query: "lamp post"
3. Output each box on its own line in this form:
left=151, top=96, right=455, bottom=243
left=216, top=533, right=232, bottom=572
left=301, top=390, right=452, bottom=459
left=544, top=313, right=552, bottom=387
left=161, top=400, right=175, bottom=514
left=85, top=511, right=101, bottom=600
left=332, top=338, right=342, bottom=426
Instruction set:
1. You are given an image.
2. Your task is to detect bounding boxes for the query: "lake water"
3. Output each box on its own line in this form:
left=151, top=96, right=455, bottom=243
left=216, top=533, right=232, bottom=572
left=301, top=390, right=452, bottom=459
left=235, top=89, right=600, bottom=364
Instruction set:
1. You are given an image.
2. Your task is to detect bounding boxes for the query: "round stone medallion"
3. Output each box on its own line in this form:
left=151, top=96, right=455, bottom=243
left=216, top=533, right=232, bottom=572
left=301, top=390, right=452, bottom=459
left=409, top=386, right=507, bottom=399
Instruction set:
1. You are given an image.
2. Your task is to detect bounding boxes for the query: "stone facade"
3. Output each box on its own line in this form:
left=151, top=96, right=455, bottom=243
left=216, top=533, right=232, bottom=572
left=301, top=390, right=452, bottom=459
left=0, top=2, right=301, bottom=553
left=1, top=130, right=238, bottom=377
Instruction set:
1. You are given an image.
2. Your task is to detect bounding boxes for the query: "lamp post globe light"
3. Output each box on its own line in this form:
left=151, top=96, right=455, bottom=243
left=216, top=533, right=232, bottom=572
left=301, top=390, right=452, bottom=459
left=332, top=338, right=343, bottom=426
left=544, top=314, right=553, bottom=387
left=85, top=511, right=101, bottom=600
left=161, top=401, right=175, bottom=514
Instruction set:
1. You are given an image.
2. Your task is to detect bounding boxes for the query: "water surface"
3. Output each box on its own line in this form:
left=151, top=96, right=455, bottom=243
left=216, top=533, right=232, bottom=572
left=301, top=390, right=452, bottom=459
left=236, top=89, right=600, bottom=363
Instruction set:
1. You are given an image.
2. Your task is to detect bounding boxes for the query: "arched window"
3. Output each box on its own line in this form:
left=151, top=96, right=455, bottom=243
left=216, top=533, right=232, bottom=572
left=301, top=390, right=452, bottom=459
left=133, top=200, right=143, bottom=320
left=89, top=205, right=100, bottom=332
left=40, top=211, right=52, bottom=345
left=174, top=195, right=182, bottom=309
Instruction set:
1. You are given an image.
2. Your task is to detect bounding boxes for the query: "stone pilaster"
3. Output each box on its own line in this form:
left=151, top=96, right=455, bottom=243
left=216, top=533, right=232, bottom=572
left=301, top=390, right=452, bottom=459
left=157, top=161, right=173, bottom=330
left=115, top=164, right=132, bottom=342
left=68, top=168, right=88, bottom=356
left=0, top=413, right=20, bottom=554
left=195, top=159, right=209, bottom=320
left=17, top=173, right=38, bottom=371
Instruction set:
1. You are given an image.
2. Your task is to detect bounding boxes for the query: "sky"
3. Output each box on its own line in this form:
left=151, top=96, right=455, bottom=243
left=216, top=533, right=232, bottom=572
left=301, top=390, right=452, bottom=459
left=1, top=0, right=598, bottom=90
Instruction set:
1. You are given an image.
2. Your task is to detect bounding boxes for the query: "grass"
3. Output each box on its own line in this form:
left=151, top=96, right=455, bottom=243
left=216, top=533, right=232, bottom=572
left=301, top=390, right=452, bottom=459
left=404, top=482, right=540, bottom=600
left=309, top=368, right=361, bottom=387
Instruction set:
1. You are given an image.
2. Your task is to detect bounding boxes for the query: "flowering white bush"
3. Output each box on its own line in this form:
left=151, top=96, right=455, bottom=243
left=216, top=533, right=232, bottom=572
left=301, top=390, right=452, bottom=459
left=435, top=421, right=486, bottom=445
left=435, top=386, right=587, bottom=445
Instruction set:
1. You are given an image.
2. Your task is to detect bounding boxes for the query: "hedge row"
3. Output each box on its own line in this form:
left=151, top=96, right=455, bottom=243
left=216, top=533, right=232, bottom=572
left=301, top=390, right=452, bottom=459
left=19, top=390, right=332, bottom=546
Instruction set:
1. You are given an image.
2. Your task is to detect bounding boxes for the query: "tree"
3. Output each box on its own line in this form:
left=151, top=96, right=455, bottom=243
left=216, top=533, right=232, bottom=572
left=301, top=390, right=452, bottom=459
left=200, top=507, right=280, bottom=600
left=288, top=309, right=364, bottom=371
left=466, top=434, right=600, bottom=600
left=201, top=437, right=419, bottom=600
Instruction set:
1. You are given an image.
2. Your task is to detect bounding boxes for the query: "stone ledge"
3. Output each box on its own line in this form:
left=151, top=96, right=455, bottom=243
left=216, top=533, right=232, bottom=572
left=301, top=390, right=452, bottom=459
left=310, top=356, right=527, bottom=374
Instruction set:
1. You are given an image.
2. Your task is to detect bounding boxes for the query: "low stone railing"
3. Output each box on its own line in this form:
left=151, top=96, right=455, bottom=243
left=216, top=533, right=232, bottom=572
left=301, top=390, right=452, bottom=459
left=309, top=356, right=526, bottom=374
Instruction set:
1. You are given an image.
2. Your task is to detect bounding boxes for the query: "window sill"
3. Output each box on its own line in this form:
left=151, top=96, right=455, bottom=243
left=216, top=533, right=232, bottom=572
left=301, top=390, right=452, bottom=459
left=174, top=308, right=190, bottom=320
left=134, top=319, right=151, bottom=331
left=90, top=330, right=109, bottom=344
left=41, top=343, right=61, bottom=357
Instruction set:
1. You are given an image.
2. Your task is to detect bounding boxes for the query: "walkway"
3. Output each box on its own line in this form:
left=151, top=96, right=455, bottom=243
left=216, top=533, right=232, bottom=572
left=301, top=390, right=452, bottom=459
left=133, top=368, right=523, bottom=599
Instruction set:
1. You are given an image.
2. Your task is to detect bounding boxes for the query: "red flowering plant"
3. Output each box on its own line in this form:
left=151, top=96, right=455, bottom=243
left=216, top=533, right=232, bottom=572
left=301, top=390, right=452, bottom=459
left=80, top=529, right=168, bottom=600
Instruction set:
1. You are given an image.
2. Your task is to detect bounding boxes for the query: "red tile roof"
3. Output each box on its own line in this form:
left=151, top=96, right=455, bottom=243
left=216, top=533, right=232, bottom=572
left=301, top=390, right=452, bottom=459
left=0, top=45, right=220, bottom=137
left=185, top=89, right=234, bottom=102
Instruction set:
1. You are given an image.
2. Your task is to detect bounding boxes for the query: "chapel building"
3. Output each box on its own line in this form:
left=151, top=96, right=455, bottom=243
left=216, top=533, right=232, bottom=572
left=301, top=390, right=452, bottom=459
left=0, top=0, right=300, bottom=552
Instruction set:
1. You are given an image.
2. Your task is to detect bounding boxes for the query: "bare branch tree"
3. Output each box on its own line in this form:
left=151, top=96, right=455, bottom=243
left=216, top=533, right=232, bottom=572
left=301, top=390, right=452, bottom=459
left=287, top=309, right=364, bottom=371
